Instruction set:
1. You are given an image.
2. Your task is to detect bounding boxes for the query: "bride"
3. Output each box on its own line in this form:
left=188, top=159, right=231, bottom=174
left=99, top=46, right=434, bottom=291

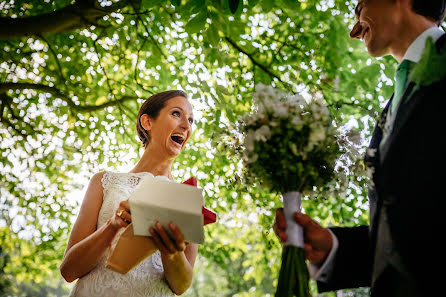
left=60, top=90, right=197, bottom=296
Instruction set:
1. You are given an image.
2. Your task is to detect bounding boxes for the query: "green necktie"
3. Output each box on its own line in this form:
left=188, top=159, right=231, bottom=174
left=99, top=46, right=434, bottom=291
left=390, top=59, right=414, bottom=114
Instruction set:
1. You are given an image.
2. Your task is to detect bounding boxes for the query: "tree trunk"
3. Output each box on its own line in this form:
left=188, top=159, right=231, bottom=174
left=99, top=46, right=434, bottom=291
left=0, top=0, right=129, bottom=38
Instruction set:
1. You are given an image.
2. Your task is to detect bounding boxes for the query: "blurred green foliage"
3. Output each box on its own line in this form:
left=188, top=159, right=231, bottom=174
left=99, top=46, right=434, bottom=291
left=0, top=0, right=397, bottom=296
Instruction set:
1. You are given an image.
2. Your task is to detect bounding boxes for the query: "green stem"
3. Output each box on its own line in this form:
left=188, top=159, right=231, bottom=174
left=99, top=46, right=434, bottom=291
left=275, top=246, right=310, bottom=297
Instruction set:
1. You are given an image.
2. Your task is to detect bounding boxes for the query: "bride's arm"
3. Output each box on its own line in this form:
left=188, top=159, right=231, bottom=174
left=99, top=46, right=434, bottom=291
left=60, top=172, right=129, bottom=282
left=150, top=222, right=198, bottom=295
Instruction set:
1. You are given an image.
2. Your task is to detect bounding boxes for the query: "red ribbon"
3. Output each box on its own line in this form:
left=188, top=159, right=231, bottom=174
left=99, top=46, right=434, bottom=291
left=182, top=177, right=217, bottom=226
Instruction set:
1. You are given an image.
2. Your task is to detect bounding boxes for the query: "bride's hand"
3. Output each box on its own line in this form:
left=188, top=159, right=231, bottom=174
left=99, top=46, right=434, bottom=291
left=149, top=221, right=186, bottom=256
left=111, top=200, right=132, bottom=230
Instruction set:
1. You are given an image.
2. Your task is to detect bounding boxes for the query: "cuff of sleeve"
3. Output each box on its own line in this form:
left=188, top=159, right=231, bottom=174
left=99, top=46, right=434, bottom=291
left=308, top=228, right=338, bottom=282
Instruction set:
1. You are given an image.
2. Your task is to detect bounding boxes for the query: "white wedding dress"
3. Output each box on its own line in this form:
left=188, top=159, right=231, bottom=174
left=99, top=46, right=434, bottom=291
left=69, top=171, right=175, bottom=297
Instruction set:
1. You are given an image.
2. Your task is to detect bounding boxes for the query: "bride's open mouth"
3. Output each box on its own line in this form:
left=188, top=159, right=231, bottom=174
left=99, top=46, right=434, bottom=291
left=170, top=134, right=185, bottom=147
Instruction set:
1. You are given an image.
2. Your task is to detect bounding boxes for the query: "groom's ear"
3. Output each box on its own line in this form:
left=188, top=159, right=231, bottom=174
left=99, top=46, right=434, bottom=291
left=140, top=114, right=153, bottom=132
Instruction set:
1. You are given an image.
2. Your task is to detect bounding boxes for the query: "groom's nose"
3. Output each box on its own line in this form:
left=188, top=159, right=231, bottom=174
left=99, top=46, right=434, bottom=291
left=350, top=22, right=362, bottom=39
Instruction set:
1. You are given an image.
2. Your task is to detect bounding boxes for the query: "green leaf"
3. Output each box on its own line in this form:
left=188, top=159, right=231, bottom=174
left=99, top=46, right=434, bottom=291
left=142, top=0, right=164, bottom=8
left=261, top=0, right=275, bottom=12
left=248, top=0, right=260, bottom=8
left=409, top=37, right=446, bottom=86
left=228, top=0, right=240, bottom=14
left=216, top=84, right=229, bottom=95
left=205, top=23, right=220, bottom=47
left=185, top=9, right=208, bottom=34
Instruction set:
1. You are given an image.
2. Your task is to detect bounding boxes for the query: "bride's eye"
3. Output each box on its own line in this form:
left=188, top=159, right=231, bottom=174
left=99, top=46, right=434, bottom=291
left=188, top=118, right=194, bottom=124
left=172, top=111, right=180, bottom=117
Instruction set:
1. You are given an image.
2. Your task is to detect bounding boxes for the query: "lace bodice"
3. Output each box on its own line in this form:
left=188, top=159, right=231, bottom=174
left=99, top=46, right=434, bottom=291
left=69, top=171, right=175, bottom=297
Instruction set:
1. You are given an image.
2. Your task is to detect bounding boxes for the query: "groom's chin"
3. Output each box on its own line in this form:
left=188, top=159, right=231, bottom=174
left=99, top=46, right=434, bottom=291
left=364, top=36, right=391, bottom=58
left=365, top=43, right=391, bottom=59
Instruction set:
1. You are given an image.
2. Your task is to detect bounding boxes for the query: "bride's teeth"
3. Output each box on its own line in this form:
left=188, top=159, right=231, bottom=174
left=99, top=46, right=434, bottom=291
left=171, top=134, right=185, bottom=146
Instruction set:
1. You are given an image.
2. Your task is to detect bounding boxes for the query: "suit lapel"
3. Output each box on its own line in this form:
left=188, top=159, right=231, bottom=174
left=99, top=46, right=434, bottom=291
left=379, top=33, right=446, bottom=165
left=365, top=102, right=389, bottom=235
left=378, top=83, right=417, bottom=165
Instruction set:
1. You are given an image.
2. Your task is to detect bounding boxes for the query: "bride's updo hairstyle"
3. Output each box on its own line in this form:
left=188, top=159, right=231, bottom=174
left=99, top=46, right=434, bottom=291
left=136, top=90, right=188, bottom=148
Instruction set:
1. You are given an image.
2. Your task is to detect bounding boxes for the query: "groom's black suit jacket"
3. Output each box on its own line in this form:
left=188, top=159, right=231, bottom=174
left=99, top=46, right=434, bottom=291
left=317, top=34, right=446, bottom=296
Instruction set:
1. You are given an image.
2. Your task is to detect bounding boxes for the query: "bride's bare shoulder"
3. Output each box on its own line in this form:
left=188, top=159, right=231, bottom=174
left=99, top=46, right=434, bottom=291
left=82, top=172, right=106, bottom=199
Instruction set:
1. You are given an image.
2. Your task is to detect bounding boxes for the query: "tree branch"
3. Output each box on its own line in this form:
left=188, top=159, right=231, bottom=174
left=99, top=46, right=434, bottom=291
left=0, top=94, right=27, bottom=137
left=134, top=34, right=155, bottom=94
left=0, top=82, right=138, bottom=111
left=37, top=34, right=68, bottom=89
left=224, top=36, right=295, bottom=93
left=0, top=0, right=131, bottom=38
left=91, top=28, right=115, bottom=97
left=130, top=3, right=168, bottom=61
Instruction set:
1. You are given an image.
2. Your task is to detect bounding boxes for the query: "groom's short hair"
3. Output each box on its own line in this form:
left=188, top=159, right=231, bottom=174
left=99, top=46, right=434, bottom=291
left=411, top=0, right=446, bottom=23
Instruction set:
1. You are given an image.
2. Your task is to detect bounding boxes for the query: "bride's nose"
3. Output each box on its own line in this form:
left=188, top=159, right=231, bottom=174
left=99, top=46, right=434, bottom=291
left=179, top=116, right=191, bottom=130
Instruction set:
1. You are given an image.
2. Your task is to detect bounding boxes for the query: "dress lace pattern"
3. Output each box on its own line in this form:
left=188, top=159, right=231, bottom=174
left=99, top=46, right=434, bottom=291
left=69, top=171, right=174, bottom=297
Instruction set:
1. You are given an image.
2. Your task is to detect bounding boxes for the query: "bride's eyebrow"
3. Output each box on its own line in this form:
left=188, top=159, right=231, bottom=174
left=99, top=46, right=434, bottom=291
left=170, top=106, right=193, bottom=117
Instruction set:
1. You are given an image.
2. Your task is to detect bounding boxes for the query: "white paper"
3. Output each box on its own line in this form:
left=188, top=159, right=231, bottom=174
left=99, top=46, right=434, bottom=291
left=283, top=191, right=304, bottom=248
left=129, top=175, right=205, bottom=244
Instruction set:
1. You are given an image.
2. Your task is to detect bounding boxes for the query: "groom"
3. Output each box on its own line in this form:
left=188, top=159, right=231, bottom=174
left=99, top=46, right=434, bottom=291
left=274, top=0, right=446, bottom=296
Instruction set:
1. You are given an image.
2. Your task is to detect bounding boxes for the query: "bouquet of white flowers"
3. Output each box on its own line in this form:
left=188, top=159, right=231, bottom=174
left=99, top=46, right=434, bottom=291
left=236, top=84, right=355, bottom=297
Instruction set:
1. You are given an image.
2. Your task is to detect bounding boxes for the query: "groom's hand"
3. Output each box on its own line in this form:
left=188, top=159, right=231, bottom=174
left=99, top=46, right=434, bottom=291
left=273, top=208, right=333, bottom=266
left=273, top=208, right=288, bottom=242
